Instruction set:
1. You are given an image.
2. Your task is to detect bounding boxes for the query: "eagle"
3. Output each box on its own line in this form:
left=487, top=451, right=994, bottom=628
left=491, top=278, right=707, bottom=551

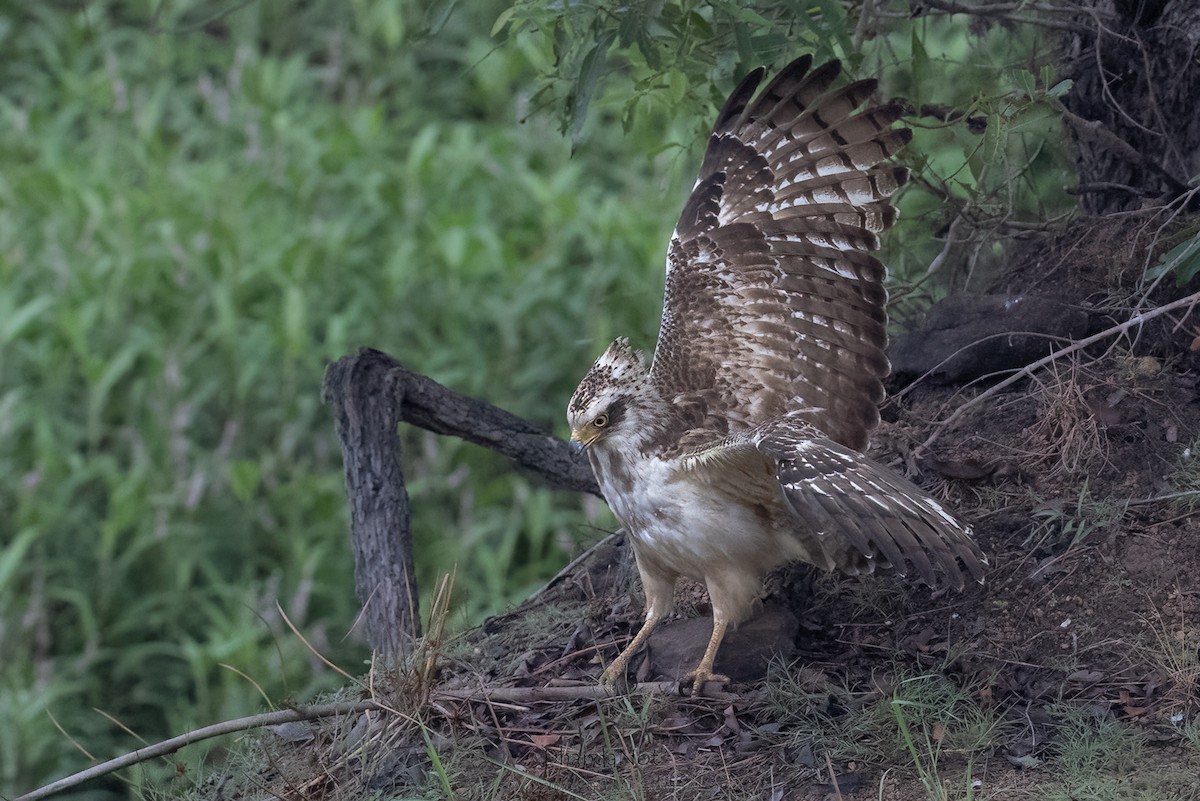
left=567, top=55, right=986, bottom=694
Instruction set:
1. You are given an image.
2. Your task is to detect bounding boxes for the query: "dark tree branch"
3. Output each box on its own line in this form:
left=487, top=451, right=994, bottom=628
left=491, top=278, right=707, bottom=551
left=323, top=350, right=422, bottom=664
left=893, top=0, right=1099, bottom=32
left=322, top=348, right=598, bottom=663
left=1067, top=181, right=1154, bottom=196
left=381, top=351, right=599, bottom=496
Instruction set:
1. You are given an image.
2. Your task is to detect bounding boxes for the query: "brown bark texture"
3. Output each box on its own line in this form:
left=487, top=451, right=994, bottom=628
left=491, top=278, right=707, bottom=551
left=322, top=348, right=598, bottom=663
left=1060, top=0, right=1200, bottom=213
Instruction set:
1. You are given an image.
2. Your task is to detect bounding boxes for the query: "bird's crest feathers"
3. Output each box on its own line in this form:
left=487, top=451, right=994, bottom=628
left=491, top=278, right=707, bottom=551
left=567, top=337, right=650, bottom=420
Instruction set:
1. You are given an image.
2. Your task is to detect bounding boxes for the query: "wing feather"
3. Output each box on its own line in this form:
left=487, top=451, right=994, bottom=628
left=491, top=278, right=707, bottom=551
left=650, top=57, right=907, bottom=450
left=673, top=418, right=986, bottom=589
left=753, top=417, right=986, bottom=589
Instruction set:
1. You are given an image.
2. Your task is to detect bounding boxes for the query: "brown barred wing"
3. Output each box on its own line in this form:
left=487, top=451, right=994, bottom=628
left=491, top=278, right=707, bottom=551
left=754, top=419, right=987, bottom=590
left=648, top=56, right=910, bottom=452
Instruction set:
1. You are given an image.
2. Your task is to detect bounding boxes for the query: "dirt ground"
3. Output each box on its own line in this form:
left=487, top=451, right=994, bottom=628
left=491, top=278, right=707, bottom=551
left=212, top=217, right=1200, bottom=800
left=416, top=359, right=1199, bottom=800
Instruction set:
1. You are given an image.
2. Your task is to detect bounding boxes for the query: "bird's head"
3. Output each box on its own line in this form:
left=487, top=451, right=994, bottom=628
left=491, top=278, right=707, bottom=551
left=567, top=337, right=652, bottom=452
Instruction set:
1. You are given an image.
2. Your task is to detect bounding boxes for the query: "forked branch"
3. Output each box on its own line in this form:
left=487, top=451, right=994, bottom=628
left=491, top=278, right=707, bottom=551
left=321, top=348, right=598, bottom=663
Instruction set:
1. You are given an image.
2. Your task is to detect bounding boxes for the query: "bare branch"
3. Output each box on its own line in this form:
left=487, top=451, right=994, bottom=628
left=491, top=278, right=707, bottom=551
left=917, top=290, right=1200, bottom=455
left=370, top=350, right=598, bottom=495
left=1067, top=182, right=1154, bottom=197
left=16, top=701, right=380, bottom=801
left=1057, top=104, right=1192, bottom=198
left=893, top=0, right=1102, bottom=32
left=852, top=0, right=877, bottom=52
left=434, top=681, right=737, bottom=704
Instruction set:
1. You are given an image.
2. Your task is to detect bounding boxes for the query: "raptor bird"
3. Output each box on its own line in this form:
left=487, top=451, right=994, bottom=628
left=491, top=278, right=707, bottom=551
left=567, top=56, right=986, bottom=694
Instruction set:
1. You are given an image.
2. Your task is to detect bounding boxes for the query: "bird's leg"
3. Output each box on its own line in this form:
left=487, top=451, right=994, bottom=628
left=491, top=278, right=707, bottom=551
left=683, top=609, right=731, bottom=696
left=601, top=563, right=675, bottom=686
left=600, top=611, right=663, bottom=686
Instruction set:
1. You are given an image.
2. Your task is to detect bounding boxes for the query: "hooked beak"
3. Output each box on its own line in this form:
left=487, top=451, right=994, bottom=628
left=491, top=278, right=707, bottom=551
left=569, top=433, right=587, bottom=455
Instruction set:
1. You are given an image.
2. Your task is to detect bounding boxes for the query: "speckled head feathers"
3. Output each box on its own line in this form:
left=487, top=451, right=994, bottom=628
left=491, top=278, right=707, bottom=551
left=567, top=337, right=649, bottom=421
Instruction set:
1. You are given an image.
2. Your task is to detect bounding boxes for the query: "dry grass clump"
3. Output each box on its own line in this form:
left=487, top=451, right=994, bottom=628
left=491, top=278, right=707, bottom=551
left=1022, top=359, right=1109, bottom=476
left=1140, top=597, right=1200, bottom=717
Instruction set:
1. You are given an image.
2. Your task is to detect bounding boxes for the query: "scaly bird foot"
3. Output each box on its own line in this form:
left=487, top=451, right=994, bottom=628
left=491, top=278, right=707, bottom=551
left=683, top=666, right=731, bottom=697
left=599, top=663, right=623, bottom=686
left=600, top=655, right=634, bottom=689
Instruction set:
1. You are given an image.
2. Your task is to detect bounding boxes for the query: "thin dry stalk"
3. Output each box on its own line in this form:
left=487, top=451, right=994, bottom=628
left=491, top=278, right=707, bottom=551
left=1140, top=599, right=1200, bottom=713
left=1022, top=359, right=1107, bottom=476
left=420, top=571, right=456, bottom=693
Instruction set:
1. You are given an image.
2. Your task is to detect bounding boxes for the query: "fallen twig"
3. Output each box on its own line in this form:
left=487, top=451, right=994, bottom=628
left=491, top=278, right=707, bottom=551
left=16, top=701, right=380, bottom=801
left=917, top=290, right=1200, bottom=456
left=434, top=681, right=736, bottom=704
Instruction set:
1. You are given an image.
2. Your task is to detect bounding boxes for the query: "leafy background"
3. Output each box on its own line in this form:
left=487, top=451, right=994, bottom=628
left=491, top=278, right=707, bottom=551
left=0, top=1, right=1074, bottom=796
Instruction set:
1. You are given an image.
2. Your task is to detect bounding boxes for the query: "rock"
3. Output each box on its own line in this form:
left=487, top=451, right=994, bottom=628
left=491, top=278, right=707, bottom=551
left=645, top=605, right=799, bottom=682
left=889, top=293, right=1093, bottom=386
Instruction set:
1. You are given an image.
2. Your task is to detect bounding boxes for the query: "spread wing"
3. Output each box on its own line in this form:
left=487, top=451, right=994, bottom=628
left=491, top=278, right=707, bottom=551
left=679, top=416, right=987, bottom=590
left=649, top=56, right=910, bottom=451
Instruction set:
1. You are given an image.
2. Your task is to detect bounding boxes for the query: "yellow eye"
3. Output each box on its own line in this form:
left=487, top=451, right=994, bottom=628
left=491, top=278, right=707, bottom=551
left=592, top=413, right=609, bottom=429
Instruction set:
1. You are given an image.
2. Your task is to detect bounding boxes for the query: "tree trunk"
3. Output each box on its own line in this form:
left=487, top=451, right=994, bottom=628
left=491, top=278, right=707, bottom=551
left=1060, top=0, right=1200, bottom=213
left=323, top=350, right=422, bottom=664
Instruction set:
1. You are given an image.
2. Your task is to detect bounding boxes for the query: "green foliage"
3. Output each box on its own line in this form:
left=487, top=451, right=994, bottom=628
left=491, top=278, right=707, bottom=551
left=1027, top=480, right=1126, bottom=558
left=769, top=665, right=1002, bottom=795
left=1038, top=704, right=1152, bottom=801
left=1183, top=718, right=1200, bottom=753
left=0, top=1, right=677, bottom=794
left=1, top=1, right=1083, bottom=797
left=498, top=1, right=1079, bottom=300
left=495, top=0, right=850, bottom=148
left=873, top=674, right=1001, bottom=768
left=1146, top=229, right=1200, bottom=286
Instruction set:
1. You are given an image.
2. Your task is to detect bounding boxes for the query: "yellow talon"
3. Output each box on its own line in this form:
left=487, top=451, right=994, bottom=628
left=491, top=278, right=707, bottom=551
left=683, top=667, right=731, bottom=696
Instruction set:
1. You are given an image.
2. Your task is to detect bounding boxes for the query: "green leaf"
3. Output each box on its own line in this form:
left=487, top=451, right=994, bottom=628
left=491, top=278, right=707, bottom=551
left=910, top=30, right=929, bottom=108
left=1046, top=79, right=1074, bottom=98
left=1146, top=232, right=1200, bottom=286
left=0, top=527, right=39, bottom=592
left=491, top=6, right=516, bottom=37
left=718, top=4, right=772, bottom=27
left=282, top=284, right=307, bottom=354
left=427, top=0, right=458, bottom=36
left=635, top=27, right=661, bottom=71
left=1014, top=68, right=1036, bottom=98
left=981, top=111, right=1005, bottom=165
left=732, top=21, right=754, bottom=68
left=966, top=139, right=987, bottom=184
left=0, top=295, right=54, bottom=344
left=567, top=30, right=616, bottom=149
left=1007, top=103, right=1056, bottom=133
left=807, top=0, right=852, bottom=57
left=228, top=460, right=262, bottom=502
left=667, top=67, right=687, bottom=105
left=88, top=337, right=148, bottom=433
